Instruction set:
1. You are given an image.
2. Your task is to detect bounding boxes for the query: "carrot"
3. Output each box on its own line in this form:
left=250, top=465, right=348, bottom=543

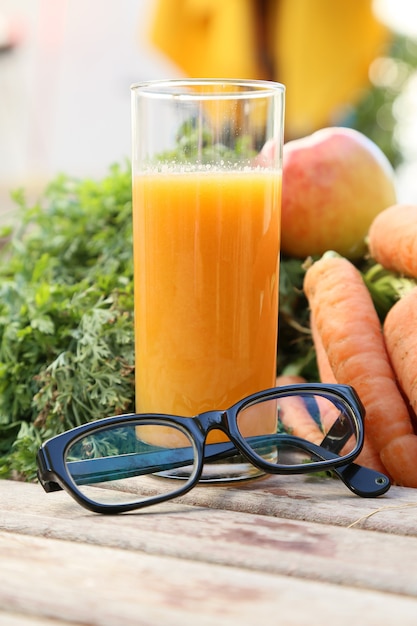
left=368, top=204, right=417, bottom=278
left=304, top=253, right=416, bottom=485
left=310, top=313, right=388, bottom=474
left=276, top=374, right=358, bottom=457
left=275, top=374, right=325, bottom=445
left=310, top=314, right=337, bottom=384
left=309, top=317, right=344, bottom=434
left=380, top=435, right=417, bottom=488
left=384, top=286, right=417, bottom=416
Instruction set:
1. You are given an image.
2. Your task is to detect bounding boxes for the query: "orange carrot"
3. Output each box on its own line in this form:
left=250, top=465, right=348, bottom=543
left=384, top=286, right=417, bottom=416
left=275, top=374, right=325, bottom=445
left=304, top=253, right=415, bottom=485
left=310, top=314, right=337, bottom=384
left=276, top=374, right=358, bottom=457
left=368, top=204, right=417, bottom=278
left=380, top=434, right=417, bottom=488
left=310, top=313, right=388, bottom=474
left=309, top=317, right=344, bottom=434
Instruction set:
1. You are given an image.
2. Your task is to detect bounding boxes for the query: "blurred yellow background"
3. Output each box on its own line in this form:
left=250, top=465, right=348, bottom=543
left=1, top=0, right=417, bottom=222
left=151, top=0, right=390, bottom=138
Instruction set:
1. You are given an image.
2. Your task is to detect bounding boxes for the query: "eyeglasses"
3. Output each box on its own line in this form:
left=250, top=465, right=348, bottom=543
left=36, top=383, right=390, bottom=514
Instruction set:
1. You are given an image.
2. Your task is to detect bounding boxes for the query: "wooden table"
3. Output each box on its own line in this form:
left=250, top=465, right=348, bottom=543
left=2, top=474, right=417, bottom=625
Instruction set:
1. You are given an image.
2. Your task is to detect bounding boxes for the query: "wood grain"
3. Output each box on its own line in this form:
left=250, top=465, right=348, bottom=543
left=2, top=479, right=417, bottom=592
left=2, top=477, right=417, bottom=625
left=0, top=612, right=69, bottom=625
left=1, top=530, right=417, bottom=626
left=4, top=474, right=417, bottom=534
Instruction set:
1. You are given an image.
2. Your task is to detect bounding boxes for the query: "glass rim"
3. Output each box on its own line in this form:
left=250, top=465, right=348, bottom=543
left=130, top=78, right=286, bottom=101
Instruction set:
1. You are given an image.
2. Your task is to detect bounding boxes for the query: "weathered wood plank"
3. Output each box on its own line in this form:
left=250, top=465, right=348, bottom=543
left=2, top=480, right=417, bottom=597
left=167, top=473, right=417, bottom=534
left=4, top=474, right=417, bottom=534
left=1, top=530, right=417, bottom=626
left=0, top=612, right=70, bottom=625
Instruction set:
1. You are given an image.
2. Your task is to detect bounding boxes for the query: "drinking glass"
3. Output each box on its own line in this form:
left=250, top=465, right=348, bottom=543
left=131, top=79, right=285, bottom=480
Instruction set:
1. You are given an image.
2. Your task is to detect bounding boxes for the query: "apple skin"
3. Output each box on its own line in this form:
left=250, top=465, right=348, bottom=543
left=279, top=127, right=397, bottom=259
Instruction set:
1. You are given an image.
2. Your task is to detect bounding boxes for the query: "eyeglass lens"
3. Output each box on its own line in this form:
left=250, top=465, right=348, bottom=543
left=66, top=421, right=198, bottom=507
left=236, top=391, right=357, bottom=464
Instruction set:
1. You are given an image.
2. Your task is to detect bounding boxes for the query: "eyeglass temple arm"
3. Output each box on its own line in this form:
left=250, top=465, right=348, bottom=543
left=37, top=441, right=237, bottom=492
left=296, top=417, right=390, bottom=497
left=36, top=441, right=233, bottom=493
left=38, top=433, right=389, bottom=498
left=36, top=451, right=63, bottom=493
left=207, top=432, right=390, bottom=497
left=294, top=435, right=390, bottom=497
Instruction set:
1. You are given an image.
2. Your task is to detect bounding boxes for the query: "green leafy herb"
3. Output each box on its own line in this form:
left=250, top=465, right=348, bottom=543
left=156, top=117, right=257, bottom=166
left=362, top=262, right=416, bottom=322
left=0, top=163, right=135, bottom=479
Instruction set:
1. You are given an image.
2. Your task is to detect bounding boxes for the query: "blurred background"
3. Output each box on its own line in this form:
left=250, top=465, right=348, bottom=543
left=1, top=0, right=417, bottom=224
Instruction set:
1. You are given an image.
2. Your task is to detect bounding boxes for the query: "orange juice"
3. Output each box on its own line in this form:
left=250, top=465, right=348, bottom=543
left=132, top=169, right=281, bottom=435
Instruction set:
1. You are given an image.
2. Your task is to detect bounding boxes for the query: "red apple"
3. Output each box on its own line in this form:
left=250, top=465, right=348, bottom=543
left=280, top=127, right=397, bottom=259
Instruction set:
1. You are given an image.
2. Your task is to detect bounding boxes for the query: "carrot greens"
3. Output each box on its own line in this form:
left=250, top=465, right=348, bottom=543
left=0, top=164, right=135, bottom=480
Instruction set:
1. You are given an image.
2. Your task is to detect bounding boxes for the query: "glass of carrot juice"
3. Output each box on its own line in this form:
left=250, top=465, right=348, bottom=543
left=131, top=79, right=285, bottom=481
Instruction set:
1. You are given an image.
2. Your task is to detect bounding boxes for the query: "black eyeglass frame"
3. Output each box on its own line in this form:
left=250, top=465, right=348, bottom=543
left=37, top=383, right=390, bottom=514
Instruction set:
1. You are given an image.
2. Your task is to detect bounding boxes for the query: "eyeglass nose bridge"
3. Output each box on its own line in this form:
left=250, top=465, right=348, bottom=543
left=195, top=409, right=231, bottom=438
